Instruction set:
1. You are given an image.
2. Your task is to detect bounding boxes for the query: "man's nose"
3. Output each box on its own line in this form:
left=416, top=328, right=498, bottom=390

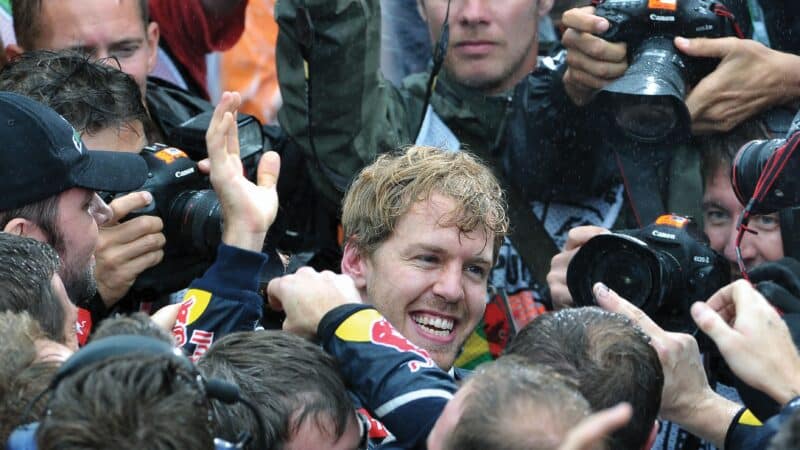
left=457, top=0, right=491, bottom=25
left=432, top=263, right=465, bottom=303
left=90, top=194, right=113, bottom=226
left=724, top=227, right=755, bottom=267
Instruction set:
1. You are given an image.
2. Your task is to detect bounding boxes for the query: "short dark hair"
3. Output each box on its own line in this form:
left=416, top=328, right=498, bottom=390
left=12, top=0, right=150, bottom=51
left=506, top=307, right=664, bottom=450
left=37, top=354, right=214, bottom=450
left=0, top=50, right=149, bottom=137
left=697, top=119, right=772, bottom=186
left=0, top=233, right=67, bottom=344
left=769, top=406, right=800, bottom=450
left=0, top=197, right=61, bottom=252
left=90, top=312, right=174, bottom=345
left=444, top=356, right=591, bottom=450
left=197, top=331, right=355, bottom=449
left=0, top=311, right=59, bottom=443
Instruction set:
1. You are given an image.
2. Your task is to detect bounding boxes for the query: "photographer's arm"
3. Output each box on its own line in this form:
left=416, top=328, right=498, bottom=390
left=675, top=37, right=800, bottom=134
left=594, top=283, right=741, bottom=448
left=275, top=0, right=407, bottom=201
left=171, top=92, right=280, bottom=360
left=560, top=6, right=628, bottom=106
left=268, top=269, right=455, bottom=448
left=95, top=192, right=166, bottom=307
left=547, top=225, right=609, bottom=309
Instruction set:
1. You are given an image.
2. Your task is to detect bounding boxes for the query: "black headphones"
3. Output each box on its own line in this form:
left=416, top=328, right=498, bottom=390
left=7, top=335, right=267, bottom=450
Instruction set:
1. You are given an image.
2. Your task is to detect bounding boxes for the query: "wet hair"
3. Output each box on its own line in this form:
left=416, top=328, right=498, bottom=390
left=198, top=331, right=356, bottom=449
left=90, top=312, right=174, bottom=345
left=37, top=353, right=214, bottom=450
left=444, top=356, right=591, bottom=450
left=506, top=307, right=663, bottom=450
left=0, top=50, right=148, bottom=138
left=0, top=233, right=67, bottom=344
left=342, top=145, right=508, bottom=262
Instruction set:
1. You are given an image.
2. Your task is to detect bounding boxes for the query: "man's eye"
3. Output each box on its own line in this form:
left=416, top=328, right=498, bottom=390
left=466, top=265, right=487, bottom=278
left=704, top=209, right=730, bottom=225
left=416, top=255, right=438, bottom=264
left=112, top=46, right=138, bottom=58
left=752, top=214, right=780, bottom=231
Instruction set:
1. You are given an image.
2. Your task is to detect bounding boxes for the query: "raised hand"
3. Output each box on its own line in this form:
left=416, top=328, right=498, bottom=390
left=201, top=91, right=281, bottom=251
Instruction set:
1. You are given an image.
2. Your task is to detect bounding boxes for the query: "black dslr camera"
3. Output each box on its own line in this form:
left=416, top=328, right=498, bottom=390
left=107, top=144, right=223, bottom=296
left=591, top=0, right=741, bottom=142
left=731, top=113, right=800, bottom=215
left=567, top=214, right=729, bottom=333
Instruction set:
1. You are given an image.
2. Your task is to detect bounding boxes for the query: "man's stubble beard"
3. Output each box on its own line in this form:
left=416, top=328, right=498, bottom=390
left=60, top=262, right=97, bottom=305
left=49, top=229, right=97, bottom=305
left=445, top=23, right=539, bottom=94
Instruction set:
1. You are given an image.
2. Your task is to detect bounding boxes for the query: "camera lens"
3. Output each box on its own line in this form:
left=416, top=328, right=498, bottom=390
left=567, top=234, right=666, bottom=316
left=731, top=138, right=800, bottom=214
left=594, top=36, right=691, bottom=143
left=591, top=249, right=654, bottom=307
left=167, top=189, right=222, bottom=257
left=614, top=97, right=679, bottom=142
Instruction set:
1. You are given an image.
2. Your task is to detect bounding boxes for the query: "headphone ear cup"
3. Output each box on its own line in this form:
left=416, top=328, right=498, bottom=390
left=6, top=422, right=38, bottom=450
left=52, top=335, right=192, bottom=388
left=205, top=378, right=242, bottom=404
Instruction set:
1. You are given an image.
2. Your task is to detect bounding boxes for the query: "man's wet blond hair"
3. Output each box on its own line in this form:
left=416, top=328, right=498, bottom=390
left=342, top=146, right=508, bottom=261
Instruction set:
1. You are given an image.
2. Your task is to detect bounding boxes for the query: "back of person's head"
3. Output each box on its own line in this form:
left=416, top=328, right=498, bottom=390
left=341, top=145, right=508, bottom=261
left=769, top=406, right=800, bottom=450
left=0, top=311, right=59, bottom=443
left=0, top=233, right=67, bottom=344
left=0, top=50, right=149, bottom=139
left=90, top=312, right=174, bottom=345
left=11, top=0, right=150, bottom=51
left=505, top=307, right=663, bottom=450
left=443, top=356, right=590, bottom=450
left=197, top=330, right=356, bottom=449
left=37, top=353, right=214, bottom=450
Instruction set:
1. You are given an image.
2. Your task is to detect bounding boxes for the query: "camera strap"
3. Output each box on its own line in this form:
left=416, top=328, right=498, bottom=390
left=504, top=182, right=561, bottom=288
left=614, top=148, right=668, bottom=227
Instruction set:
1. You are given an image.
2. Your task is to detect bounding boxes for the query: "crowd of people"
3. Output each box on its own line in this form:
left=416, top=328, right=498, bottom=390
left=0, top=0, right=800, bottom=449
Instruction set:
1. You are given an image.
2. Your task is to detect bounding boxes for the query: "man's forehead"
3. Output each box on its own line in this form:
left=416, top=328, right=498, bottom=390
left=36, top=0, right=146, bottom=47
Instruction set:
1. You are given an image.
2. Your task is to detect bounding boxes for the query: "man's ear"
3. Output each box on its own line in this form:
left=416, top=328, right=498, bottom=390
left=5, top=43, right=23, bottom=61
left=3, top=218, right=48, bottom=242
left=145, top=21, right=160, bottom=74
left=341, top=240, right=369, bottom=290
left=539, top=0, right=555, bottom=17
left=641, top=421, right=659, bottom=450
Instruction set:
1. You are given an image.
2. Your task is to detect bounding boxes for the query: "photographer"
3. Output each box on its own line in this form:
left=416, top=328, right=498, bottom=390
left=561, top=3, right=800, bottom=134
left=7, top=0, right=247, bottom=100
left=0, top=51, right=165, bottom=321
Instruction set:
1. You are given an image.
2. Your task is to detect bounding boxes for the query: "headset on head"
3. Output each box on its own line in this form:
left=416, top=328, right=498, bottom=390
left=6, top=335, right=268, bottom=450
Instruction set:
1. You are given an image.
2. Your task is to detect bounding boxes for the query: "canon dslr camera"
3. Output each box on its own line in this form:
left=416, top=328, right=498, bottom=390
left=592, top=0, right=741, bottom=142
left=104, top=144, right=223, bottom=296
left=567, top=214, right=729, bottom=333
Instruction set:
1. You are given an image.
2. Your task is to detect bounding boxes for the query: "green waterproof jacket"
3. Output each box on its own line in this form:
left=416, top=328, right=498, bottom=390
left=274, top=0, right=601, bottom=208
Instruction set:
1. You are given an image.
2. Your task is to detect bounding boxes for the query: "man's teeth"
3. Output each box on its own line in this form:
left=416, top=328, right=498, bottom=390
left=412, top=314, right=454, bottom=336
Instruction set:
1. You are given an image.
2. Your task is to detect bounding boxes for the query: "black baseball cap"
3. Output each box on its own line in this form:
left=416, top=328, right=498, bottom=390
left=0, top=92, right=148, bottom=210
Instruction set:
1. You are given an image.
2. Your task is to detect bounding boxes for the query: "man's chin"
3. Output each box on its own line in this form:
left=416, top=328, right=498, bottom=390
left=63, top=267, right=97, bottom=305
